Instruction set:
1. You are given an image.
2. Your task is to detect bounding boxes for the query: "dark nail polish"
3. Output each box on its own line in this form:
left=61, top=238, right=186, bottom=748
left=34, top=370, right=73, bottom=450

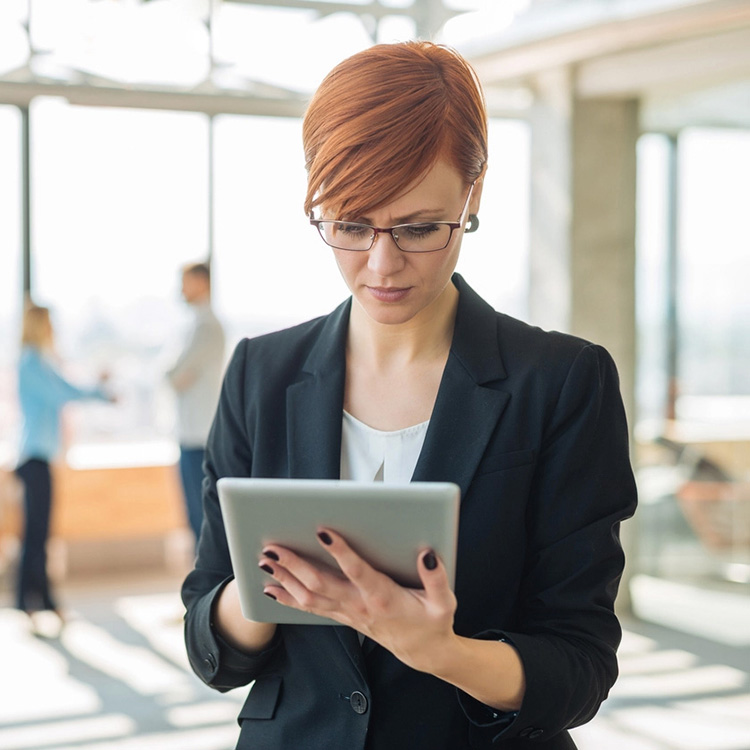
left=318, top=531, right=333, bottom=546
left=263, top=591, right=277, bottom=601
left=423, top=551, right=437, bottom=570
left=259, top=564, right=274, bottom=575
left=263, top=549, right=280, bottom=561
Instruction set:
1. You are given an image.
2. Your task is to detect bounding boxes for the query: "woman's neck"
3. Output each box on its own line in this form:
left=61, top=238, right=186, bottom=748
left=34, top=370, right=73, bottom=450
left=347, top=283, right=458, bottom=371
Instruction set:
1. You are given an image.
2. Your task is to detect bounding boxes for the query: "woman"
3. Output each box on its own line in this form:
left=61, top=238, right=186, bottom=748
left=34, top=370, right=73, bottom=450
left=182, top=42, right=637, bottom=749
left=16, top=303, right=111, bottom=623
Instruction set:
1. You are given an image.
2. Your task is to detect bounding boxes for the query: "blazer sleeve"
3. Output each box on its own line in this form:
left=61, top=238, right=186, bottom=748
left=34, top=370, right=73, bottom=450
left=181, top=339, right=283, bottom=692
left=460, top=343, right=637, bottom=745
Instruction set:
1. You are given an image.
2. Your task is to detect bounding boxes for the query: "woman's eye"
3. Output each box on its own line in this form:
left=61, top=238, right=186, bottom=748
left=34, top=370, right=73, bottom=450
left=335, top=222, right=369, bottom=237
left=399, top=223, right=440, bottom=239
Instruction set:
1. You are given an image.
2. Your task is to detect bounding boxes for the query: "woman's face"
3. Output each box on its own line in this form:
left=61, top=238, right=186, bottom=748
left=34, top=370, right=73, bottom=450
left=329, top=160, right=482, bottom=329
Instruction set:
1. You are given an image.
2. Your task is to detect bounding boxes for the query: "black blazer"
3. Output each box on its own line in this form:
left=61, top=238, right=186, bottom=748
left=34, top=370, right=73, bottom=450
left=182, top=274, right=637, bottom=749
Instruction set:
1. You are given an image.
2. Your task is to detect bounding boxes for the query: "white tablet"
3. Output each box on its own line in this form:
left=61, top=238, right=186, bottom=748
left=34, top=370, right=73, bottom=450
left=217, top=477, right=460, bottom=626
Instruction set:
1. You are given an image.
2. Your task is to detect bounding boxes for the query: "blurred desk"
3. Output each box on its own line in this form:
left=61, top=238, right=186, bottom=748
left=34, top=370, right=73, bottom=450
left=0, top=443, right=192, bottom=580
left=662, top=419, right=750, bottom=480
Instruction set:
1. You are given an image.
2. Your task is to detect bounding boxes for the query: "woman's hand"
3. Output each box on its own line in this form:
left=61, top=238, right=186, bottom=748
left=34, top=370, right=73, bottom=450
left=258, top=528, right=458, bottom=673
left=259, top=529, right=526, bottom=711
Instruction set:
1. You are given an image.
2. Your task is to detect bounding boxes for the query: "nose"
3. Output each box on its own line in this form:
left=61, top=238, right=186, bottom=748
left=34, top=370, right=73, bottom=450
left=367, top=230, right=405, bottom=276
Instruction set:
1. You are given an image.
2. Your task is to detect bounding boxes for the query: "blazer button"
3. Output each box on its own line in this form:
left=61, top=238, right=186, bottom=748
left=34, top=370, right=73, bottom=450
left=349, top=691, right=368, bottom=715
left=529, top=729, right=544, bottom=739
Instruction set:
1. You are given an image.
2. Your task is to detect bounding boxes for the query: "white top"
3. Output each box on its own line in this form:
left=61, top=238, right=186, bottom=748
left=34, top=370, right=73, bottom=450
left=340, top=410, right=429, bottom=484
left=166, top=302, right=226, bottom=447
left=340, top=410, right=430, bottom=646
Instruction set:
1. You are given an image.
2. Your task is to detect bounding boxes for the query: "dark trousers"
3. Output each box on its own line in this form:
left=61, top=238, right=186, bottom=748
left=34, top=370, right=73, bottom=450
left=179, top=446, right=205, bottom=548
left=14, top=458, right=57, bottom=612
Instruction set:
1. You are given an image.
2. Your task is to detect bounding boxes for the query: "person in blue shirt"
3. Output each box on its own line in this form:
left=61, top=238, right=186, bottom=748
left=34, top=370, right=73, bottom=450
left=15, top=303, right=112, bottom=624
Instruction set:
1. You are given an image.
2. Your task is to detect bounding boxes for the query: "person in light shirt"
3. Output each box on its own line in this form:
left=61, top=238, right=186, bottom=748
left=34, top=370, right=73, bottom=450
left=182, top=41, right=637, bottom=749
left=166, top=262, right=225, bottom=549
left=15, top=303, right=112, bottom=627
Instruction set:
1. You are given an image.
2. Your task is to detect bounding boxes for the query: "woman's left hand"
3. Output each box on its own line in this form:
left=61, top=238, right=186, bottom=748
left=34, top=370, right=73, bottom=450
left=258, top=528, right=458, bottom=672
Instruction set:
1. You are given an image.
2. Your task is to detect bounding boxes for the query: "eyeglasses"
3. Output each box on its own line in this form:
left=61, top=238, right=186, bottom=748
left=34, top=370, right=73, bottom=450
left=309, top=181, right=476, bottom=253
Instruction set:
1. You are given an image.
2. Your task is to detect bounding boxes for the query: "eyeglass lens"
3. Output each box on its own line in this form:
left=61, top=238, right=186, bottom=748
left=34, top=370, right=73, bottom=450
left=317, top=222, right=453, bottom=252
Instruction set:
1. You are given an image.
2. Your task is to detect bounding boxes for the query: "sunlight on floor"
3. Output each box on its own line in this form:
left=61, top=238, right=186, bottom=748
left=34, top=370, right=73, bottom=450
left=0, top=715, right=135, bottom=750
left=2, top=588, right=749, bottom=750
left=0, top=610, right=101, bottom=725
left=60, top=618, right=189, bottom=696
left=37, top=725, right=241, bottom=750
left=571, top=620, right=750, bottom=750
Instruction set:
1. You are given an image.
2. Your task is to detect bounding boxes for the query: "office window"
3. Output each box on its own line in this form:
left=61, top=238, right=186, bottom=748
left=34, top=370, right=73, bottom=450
left=634, top=129, right=750, bottom=586
left=678, top=128, right=750, bottom=416
left=31, top=99, right=210, bottom=467
left=212, top=115, right=345, bottom=347
left=0, top=105, right=22, bottom=468
left=635, top=133, right=672, bottom=426
left=455, top=118, right=530, bottom=320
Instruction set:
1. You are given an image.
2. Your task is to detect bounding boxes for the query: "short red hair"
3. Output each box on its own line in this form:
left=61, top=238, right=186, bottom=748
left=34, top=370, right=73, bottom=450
left=303, top=41, right=487, bottom=220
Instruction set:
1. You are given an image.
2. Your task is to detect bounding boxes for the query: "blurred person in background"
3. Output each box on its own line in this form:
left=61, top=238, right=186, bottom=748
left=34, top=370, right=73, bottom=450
left=182, top=42, right=637, bottom=749
left=166, top=262, right=225, bottom=550
left=15, top=302, right=113, bottom=629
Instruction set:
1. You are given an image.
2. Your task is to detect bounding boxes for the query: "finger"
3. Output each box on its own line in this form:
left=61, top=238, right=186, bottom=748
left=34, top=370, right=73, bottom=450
left=260, top=544, right=344, bottom=593
left=316, top=528, right=388, bottom=595
left=416, top=548, right=455, bottom=606
left=258, top=559, right=337, bottom=614
left=258, top=548, right=346, bottom=613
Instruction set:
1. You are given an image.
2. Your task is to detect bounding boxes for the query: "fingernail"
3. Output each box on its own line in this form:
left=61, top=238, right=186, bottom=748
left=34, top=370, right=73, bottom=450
left=259, top=564, right=274, bottom=575
left=263, top=591, right=277, bottom=600
left=263, top=549, right=280, bottom=561
left=317, top=531, right=333, bottom=546
left=423, top=551, right=437, bottom=570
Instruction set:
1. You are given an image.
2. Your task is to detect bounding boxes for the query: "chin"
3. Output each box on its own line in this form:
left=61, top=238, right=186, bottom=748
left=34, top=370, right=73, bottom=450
left=359, top=301, right=421, bottom=326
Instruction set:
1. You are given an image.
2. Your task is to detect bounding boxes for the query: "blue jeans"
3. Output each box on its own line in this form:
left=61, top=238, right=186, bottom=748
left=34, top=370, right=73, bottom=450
left=15, top=459, right=57, bottom=612
left=179, top=447, right=205, bottom=548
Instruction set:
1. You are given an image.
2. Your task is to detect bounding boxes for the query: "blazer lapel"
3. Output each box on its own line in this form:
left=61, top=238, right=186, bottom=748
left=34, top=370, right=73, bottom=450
left=412, top=275, right=510, bottom=499
left=284, top=298, right=368, bottom=679
left=286, top=299, right=350, bottom=481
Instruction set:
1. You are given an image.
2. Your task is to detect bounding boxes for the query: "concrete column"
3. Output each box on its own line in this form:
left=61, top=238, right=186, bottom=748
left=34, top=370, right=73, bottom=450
left=571, top=97, right=639, bottom=615
left=528, top=85, right=637, bottom=423
left=570, top=97, right=638, bottom=425
left=528, top=77, right=639, bottom=613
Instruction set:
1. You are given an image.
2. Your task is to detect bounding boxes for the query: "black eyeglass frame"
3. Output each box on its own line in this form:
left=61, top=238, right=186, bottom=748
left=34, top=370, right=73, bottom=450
left=309, top=180, right=477, bottom=254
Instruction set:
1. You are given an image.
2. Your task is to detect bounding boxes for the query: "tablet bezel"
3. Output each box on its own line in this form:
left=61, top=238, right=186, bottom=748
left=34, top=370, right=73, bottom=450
left=217, top=477, right=460, bottom=626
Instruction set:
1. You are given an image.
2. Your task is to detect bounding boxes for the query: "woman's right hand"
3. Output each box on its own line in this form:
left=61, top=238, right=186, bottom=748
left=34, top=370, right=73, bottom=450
left=214, top=578, right=277, bottom=654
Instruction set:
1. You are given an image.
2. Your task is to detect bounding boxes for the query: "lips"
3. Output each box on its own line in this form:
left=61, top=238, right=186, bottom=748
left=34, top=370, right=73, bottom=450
left=366, top=286, right=412, bottom=302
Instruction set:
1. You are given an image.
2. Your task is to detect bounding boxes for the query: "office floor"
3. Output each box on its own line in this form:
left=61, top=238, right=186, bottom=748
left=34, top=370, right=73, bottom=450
left=1, top=571, right=749, bottom=750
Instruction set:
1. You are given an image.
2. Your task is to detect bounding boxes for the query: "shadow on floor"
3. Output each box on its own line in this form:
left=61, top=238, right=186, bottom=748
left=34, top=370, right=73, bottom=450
left=1, top=572, right=749, bottom=750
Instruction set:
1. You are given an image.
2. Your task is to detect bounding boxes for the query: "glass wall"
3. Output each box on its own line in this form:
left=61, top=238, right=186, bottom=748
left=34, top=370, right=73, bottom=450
left=635, top=128, right=750, bottom=589
left=212, top=114, right=344, bottom=346
left=30, top=99, right=210, bottom=468
left=0, top=106, right=22, bottom=469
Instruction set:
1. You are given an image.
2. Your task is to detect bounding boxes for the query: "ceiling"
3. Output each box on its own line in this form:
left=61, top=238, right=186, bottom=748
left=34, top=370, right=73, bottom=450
left=0, top=0, right=748, bottom=132
left=0, top=0, right=473, bottom=116
left=458, top=0, right=750, bottom=132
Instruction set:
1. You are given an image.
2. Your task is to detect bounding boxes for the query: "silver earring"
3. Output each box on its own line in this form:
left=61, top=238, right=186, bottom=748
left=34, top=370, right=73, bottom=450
left=464, top=214, right=479, bottom=233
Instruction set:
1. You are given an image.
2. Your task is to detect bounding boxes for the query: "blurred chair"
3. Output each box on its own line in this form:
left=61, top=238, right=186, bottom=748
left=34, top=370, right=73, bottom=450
left=656, top=436, right=750, bottom=554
